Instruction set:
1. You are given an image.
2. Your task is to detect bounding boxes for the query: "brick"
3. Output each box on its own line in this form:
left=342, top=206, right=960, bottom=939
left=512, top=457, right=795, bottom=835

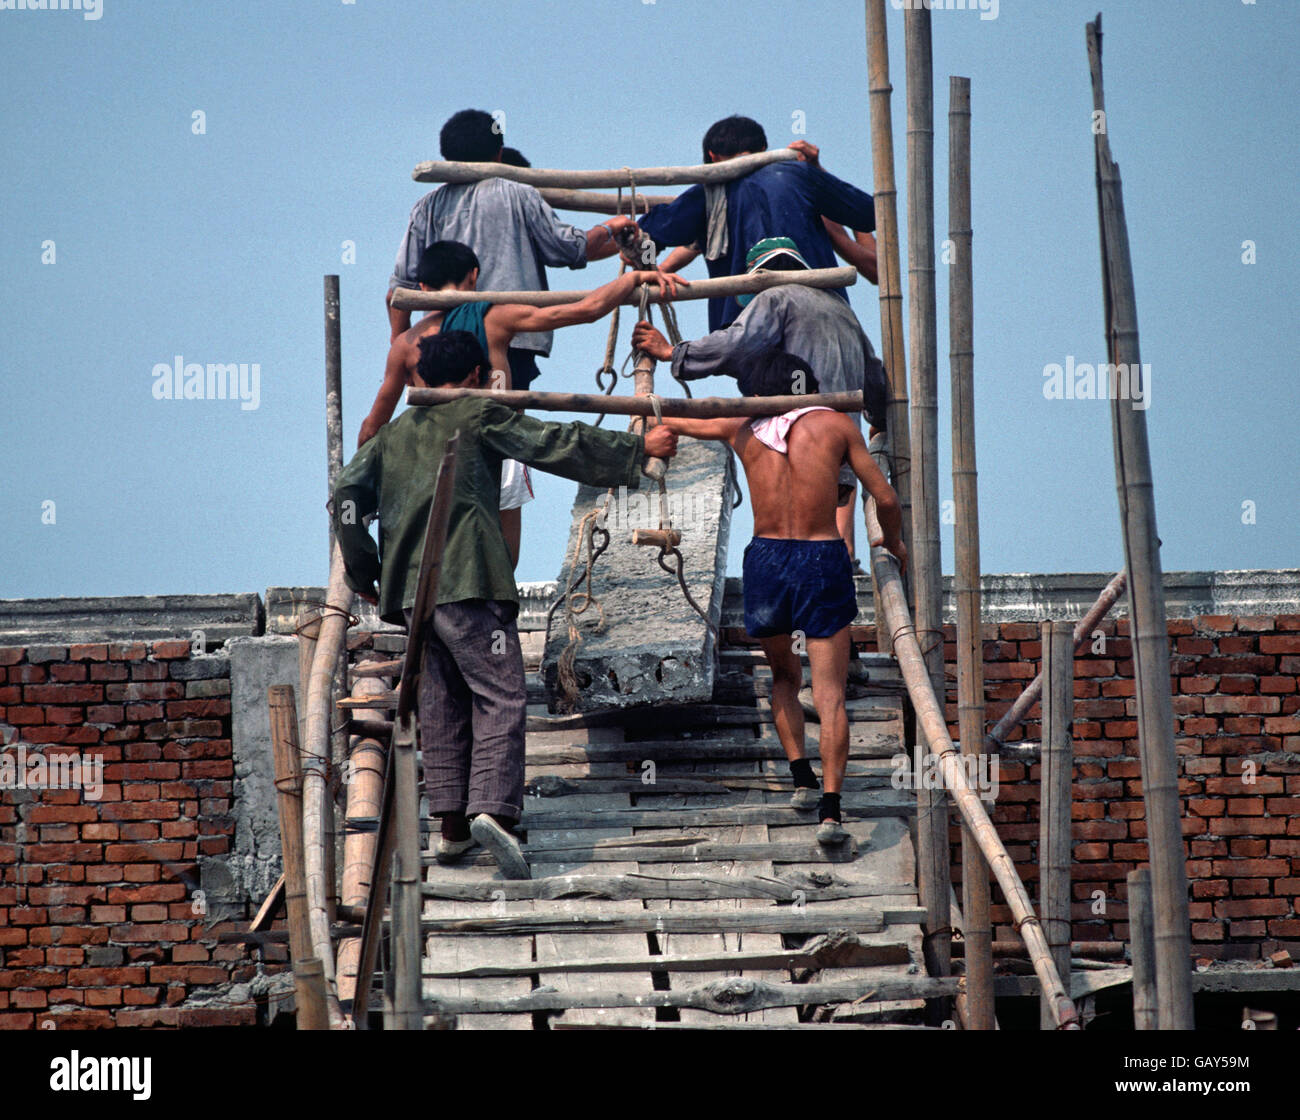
left=0, top=647, right=25, bottom=666
left=26, top=645, right=68, bottom=664
left=89, top=662, right=128, bottom=681
left=1261, top=676, right=1297, bottom=694
left=49, top=663, right=88, bottom=682
left=168, top=658, right=229, bottom=681
left=1261, top=635, right=1300, bottom=655
left=1213, top=898, right=1288, bottom=918
left=107, top=643, right=147, bottom=661
left=69, top=644, right=109, bottom=661
left=185, top=678, right=232, bottom=698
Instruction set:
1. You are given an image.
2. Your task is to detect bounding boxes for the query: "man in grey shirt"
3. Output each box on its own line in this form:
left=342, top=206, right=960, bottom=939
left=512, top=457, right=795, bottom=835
left=633, top=238, right=887, bottom=562
left=387, top=109, right=635, bottom=388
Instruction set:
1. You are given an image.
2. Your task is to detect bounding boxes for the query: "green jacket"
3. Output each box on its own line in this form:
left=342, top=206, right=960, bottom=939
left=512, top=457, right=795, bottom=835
left=332, top=397, right=646, bottom=624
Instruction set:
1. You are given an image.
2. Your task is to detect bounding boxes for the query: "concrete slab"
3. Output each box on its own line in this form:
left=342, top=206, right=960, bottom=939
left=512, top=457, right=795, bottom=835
left=541, top=438, right=734, bottom=711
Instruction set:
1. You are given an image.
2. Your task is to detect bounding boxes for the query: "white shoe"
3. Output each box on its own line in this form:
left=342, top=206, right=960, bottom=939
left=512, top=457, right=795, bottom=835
left=791, top=787, right=820, bottom=810
left=816, top=820, right=850, bottom=846
left=434, top=836, right=476, bottom=865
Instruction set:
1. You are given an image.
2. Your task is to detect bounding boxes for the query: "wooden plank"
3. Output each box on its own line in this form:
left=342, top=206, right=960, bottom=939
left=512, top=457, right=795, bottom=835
left=410, top=907, right=920, bottom=935
left=516, top=799, right=913, bottom=829
left=426, top=975, right=959, bottom=1016
left=421, top=873, right=913, bottom=903
left=427, top=840, right=867, bottom=865
left=523, top=736, right=899, bottom=766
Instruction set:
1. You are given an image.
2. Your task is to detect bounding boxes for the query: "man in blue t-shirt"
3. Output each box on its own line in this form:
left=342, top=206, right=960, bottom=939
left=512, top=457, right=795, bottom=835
left=638, top=116, right=879, bottom=331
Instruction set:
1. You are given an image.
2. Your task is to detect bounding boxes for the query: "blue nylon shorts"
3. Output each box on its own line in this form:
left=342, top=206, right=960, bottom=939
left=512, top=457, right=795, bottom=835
left=742, top=537, right=858, bottom=639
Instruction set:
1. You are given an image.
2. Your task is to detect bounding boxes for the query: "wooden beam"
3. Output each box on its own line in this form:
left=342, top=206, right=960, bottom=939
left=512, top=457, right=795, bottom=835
left=412, top=147, right=798, bottom=187
left=392, top=264, right=857, bottom=311
left=420, top=874, right=914, bottom=904
left=406, top=386, right=863, bottom=417
left=249, top=872, right=285, bottom=933
left=1087, top=14, right=1194, bottom=1030
left=428, top=840, right=867, bottom=866
left=537, top=187, right=675, bottom=215
left=409, top=906, right=923, bottom=936
left=387, top=714, right=423, bottom=1031
left=515, top=799, right=913, bottom=830
left=424, top=974, right=956, bottom=1017
left=1039, top=620, right=1074, bottom=1030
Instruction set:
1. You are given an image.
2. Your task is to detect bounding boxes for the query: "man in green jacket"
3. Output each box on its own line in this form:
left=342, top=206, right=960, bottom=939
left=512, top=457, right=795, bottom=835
left=332, top=330, right=678, bottom=879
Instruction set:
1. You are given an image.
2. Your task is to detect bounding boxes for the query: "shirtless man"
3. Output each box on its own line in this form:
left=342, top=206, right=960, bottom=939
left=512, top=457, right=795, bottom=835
left=660, top=349, right=906, bottom=844
left=359, top=240, right=683, bottom=565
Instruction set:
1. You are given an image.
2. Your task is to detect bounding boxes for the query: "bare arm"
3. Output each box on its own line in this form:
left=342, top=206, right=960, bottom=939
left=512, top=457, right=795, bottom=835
left=843, top=420, right=905, bottom=570
left=358, top=341, right=413, bottom=448
left=660, top=245, right=701, bottom=273
left=387, top=290, right=412, bottom=343
left=585, top=215, right=638, bottom=261
left=661, top=416, right=747, bottom=442
left=823, top=220, right=878, bottom=285
left=488, top=270, right=687, bottom=337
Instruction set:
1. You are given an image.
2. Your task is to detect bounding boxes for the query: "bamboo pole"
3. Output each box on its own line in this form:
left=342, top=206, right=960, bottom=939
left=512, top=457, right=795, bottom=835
left=864, top=0, right=913, bottom=652
left=387, top=713, right=423, bottom=1030
left=391, top=264, right=858, bottom=311
left=1087, top=15, right=1194, bottom=1030
left=267, top=685, right=330, bottom=1031
left=408, top=387, right=862, bottom=416
left=904, top=3, right=950, bottom=987
left=299, top=544, right=353, bottom=1028
left=1128, top=868, right=1157, bottom=1030
left=948, top=74, right=993, bottom=1031
left=537, top=187, right=674, bottom=215
left=1039, top=621, right=1074, bottom=1029
left=863, top=500, right=1079, bottom=1028
left=985, top=571, right=1127, bottom=752
left=413, top=148, right=798, bottom=187
left=334, top=677, right=388, bottom=1005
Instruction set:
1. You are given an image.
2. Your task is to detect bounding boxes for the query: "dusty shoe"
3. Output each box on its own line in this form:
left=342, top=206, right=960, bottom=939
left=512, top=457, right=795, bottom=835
left=846, top=659, right=871, bottom=686
left=470, top=815, right=531, bottom=880
left=791, top=787, right=820, bottom=810
left=434, top=836, right=476, bottom=865
left=816, top=819, right=850, bottom=846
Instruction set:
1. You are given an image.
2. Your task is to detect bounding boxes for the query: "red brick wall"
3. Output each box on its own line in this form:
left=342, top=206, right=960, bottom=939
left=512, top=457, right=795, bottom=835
left=942, top=613, right=1300, bottom=961
left=0, top=641, right=284, bottom=1028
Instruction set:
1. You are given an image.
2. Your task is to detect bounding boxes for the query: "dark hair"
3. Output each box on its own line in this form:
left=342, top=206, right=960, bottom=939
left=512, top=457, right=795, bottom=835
left=439, top=109, right=502, bottom=162
left=416, top=241, right=479, bottom=289
left=499, top=146, right=530, bottom=168
left=418, top=330, right=487, bottom=388
left=702, top=115, right=767, bottom=164
left=737, top=348, right=818, bottom=398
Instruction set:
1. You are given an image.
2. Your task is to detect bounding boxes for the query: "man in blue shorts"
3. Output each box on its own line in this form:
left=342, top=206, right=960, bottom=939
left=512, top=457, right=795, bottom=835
left=659, top=350, right=906, bottom=844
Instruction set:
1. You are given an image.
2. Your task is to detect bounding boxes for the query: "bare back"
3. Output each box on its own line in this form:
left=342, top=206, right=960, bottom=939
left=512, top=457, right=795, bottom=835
left=732, top=410, right=851, bottom=540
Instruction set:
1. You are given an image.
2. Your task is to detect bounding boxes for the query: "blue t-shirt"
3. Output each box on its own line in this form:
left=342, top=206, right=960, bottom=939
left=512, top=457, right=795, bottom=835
left=639, top=160, right=875, bottom=330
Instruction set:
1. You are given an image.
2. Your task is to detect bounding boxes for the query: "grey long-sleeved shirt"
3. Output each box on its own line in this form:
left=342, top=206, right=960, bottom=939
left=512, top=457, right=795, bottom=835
left=388, top=178, right=588, bottom=355
left=668, top=284, right=887, bottom=430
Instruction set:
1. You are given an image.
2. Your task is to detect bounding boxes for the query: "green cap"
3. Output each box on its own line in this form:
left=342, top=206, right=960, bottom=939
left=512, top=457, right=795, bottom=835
left=745, top=237, right=809, bottom=272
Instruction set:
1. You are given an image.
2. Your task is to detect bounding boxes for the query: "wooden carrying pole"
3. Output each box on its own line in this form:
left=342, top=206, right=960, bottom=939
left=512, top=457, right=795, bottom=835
left=904, top=4, right=950, bottom=985
left=537, top=188, right=674, bottom=216
left=413, top=147, right=797, bottom=187
left=1127, top=867, right=1158, bottom=1030
left=864, top=0, right=913, bottom=643
left=864, top=500, right=1079, bottom=1028
left=1039, top=621, right=1074, bottom=1030
left=408, top=387, right=863, bottom=417
left=267, top=685, right=329, bottom=1030
left=948, top=75, right=993, bottom=1031
left=985, top=571, right=1127, bottom=752
left=1087, top=14, right=1194, bottom=1030
left=391, top=264, right=858, bottom=311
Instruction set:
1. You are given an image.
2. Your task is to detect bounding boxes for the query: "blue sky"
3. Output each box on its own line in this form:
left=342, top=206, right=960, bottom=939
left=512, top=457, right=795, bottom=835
left=1, top=0, right=1296, bottom=599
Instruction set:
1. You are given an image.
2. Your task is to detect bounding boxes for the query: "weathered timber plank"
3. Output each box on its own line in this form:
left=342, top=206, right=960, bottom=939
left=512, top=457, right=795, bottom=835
left=420, top=873, right=912, bottom=903
left=426, top=974, right=959, bottom=1016
left=524, top=736, right=899, bottom=765
left=515, top=799, right=913, bottom=830
left=412, top=907, right=922, bottom=935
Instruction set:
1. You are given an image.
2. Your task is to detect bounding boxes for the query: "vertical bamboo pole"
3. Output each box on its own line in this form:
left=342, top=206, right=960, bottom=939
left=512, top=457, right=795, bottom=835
left=1128, top=868, right=1157, bottom=1030
left=387, top=713, right=424, bottom=1030
left=864, top=0, right=913, bottom=653
left=1039, top=621, right=1074, bottom=1029
left=947, top=75, right=993, bottom=1030
left=324, top=275, right=347, bottom=931
left=268, top=685, right=329, bottom=1030
left=903, top=3, right=950, bottom=986
left=1086, top=15, right=1194, bottom=1030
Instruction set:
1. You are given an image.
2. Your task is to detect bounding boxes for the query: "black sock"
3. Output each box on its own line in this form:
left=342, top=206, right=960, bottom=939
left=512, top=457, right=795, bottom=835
left=818, top=793, right=842, bottom=822
left=440, top=812, right=470, bottom=842
left=789, top=758, right=818, bottom=789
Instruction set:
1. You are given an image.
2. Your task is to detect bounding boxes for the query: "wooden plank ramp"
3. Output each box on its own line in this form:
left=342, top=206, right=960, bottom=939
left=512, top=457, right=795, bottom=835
left=408, top=646, right=924, bottom=1029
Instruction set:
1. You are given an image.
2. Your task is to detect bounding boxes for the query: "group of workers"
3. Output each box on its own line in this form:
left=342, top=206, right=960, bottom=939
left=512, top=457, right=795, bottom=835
left=332, top=110, right=907, bottom=879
